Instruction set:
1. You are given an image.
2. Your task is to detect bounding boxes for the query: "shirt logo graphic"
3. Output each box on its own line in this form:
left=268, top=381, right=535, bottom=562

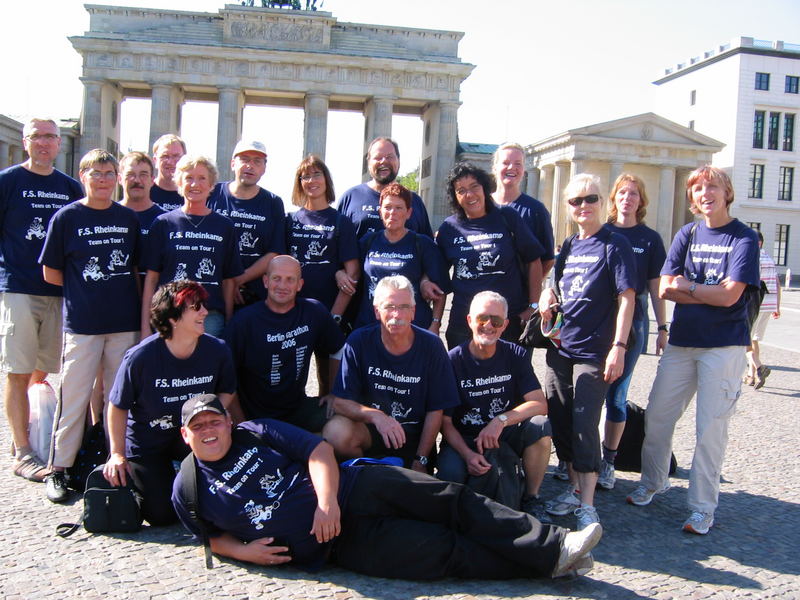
left=26, top=217, right=47, bottom=240
left=195, top=258, right=216, bottom=279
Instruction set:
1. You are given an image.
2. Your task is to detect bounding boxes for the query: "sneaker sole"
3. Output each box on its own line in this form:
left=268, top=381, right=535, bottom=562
left=553, top=523, right=603, bottom=577
left=626, top=487, right=668, bottom=506
left=683, top=522, right=712, bottom=535
left=546, top=503, right=580, bottom=516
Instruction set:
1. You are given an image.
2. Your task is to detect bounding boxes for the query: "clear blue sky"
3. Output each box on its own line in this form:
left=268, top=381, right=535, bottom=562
left=3, top=0, right=799, bottom=203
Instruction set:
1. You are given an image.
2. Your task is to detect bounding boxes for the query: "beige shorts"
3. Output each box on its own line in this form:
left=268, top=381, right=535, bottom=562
left=0, top=292, right=63, bottom=374
left=751, top=311, right=771, bottom=341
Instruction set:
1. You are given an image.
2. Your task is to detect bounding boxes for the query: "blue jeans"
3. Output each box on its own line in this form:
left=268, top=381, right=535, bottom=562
left=604, top=312, right=647, bottom=423
left=204, top=310, right=225, bottom=338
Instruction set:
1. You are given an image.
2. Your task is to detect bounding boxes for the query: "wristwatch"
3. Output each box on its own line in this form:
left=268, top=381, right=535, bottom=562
left=688, top=283, right=697, bottom=297
left=529, top=302, right=539, bottom=311
left=414, top=455, right=429, bottom=466
left=657, top=324, right=669, bottom=333
left=497, top=414, right=508, bottom=426
left=332, top=314, right=342, bottom=324
left=614, top=340, right=629, bottom=349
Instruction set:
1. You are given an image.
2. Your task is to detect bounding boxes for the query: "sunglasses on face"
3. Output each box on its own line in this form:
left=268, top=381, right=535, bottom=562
left=567, top=194, right=600, bottom=207
left=475, top=314, right=505, bottom=327
left=187, top=300, right=208, bottom=312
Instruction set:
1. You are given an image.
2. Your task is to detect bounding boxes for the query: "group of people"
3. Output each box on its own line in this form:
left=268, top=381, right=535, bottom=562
left=0, top=117, right=767, bottom=580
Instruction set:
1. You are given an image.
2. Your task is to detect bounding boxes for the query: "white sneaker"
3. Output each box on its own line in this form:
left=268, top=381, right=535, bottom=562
left=683, top=511, right=714, bottom=535
left=597, top=460, right=615, bottom=490
left=552, top=522, right=602, bottom=578
left=626, top=484, right=670, bottom=506
left=574, top=505, right=600, bottom=530
left=546, top=490, right=581, bottom=516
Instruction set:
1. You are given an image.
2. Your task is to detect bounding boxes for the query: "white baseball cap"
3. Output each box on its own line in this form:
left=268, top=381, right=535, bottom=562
left=232, top=139, right=267, bottom=158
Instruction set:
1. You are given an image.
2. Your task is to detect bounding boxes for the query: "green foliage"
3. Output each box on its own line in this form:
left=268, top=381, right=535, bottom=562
left=396, top=168, right=419, bottom=192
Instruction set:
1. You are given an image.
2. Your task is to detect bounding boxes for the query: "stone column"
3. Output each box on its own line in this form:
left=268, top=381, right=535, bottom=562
left=79, top=78, right=104, bottom=157
left=55, top=151, right=67, bottom=173
left=216, top=87, right=244, bottom=181
left=0, top=141, right=9, bottom=169
left=303, top=93, right=329, bottom=160
left=552, top=162, right=570, bottom=243
left=425, top=101, right=459, bottom=227
left=11, top=145, right=23, bottom=166
left=608, top=160, right=625, bottom=188
left=570, top=159, right=585, bottom=178
left=362, top=96, right=394, bottom=172
left=539, top=164, right=554, bottom=213
left=526, top=167, right=540, bottom=198
left=657, top=166, right=676, bottom=247
left=149, top=84, right=183, bottom=152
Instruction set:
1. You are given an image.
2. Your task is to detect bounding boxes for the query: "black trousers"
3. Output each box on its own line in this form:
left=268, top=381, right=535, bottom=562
left=128, top=437, right=189, bottom=526
left=333, top=466, right=563, bottom=580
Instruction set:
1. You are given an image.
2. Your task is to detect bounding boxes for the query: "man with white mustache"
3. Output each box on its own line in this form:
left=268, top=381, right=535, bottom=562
left=322, top=275, right=458, bottom=471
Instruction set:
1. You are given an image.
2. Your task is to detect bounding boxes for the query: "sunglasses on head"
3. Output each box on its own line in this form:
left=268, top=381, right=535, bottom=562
left=475, top=314, right=505, bottom=327
left=567, top=194, right=600, bottom=207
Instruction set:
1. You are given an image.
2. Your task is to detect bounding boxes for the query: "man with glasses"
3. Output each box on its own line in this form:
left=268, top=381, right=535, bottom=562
left=323, top=275, right=458, bottom=471
left=119, top=152, right=165, bottom=283
left=39, top=149, right=141, bottom=502
left=439, top=291, right=553, bottom=522
left=208, top=140, right=285, bottom=305
left=225, top=255, right=345, bottom=432
left=150, top=134, right=186, bottom=211
left=0, top=118, right=83, bottom=482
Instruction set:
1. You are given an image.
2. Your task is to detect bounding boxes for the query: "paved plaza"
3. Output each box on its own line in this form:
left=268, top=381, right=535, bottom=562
left=1, top=295, right=799, bottom=599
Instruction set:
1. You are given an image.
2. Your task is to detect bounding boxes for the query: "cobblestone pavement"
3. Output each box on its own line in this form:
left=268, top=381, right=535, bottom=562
left=1, top=329, right=798, bottom=599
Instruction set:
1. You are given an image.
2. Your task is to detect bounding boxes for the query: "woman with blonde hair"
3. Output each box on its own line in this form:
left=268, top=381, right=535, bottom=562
left=596, top=174, right=667, bottom=491
left=538, top=173, right=636, bottom=530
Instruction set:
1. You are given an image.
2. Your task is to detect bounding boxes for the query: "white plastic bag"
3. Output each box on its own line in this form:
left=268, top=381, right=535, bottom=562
left=28, top=381, right=57, bottom=463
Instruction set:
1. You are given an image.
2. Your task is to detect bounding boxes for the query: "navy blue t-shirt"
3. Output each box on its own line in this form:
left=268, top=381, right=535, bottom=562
left=39, top=201, right=140, bottom=335
left=225, top=298, right=345, bottom=419
left=662, top=219, right=759, bottom=348
left=505, top=193, right=555, bottom=262
left=333, top=324, right=459, bottom=430
left=355, top=230, right=451, bottom=329
left=171, top=419, right=361, bottom=570
left=144, top=209, right=243, bottom=313
left=556, top=228, right=636, bottom=362
left=448, top=340, right=541, bottom=439
left=150, top=184, right=182, bottom=212
left=287, top=207, right=359, bottom=310
left=0, top=165, right=83, bottom=295
left=436, top=207, right=544, bottom=325
left=603, top=223, right=667, bottom=321
left=208, top=183, right=286, bottom=301
left=110, top=333, right=236, bottom=458
left=131, top=204, right=166, bottom=274
left=337, top=183, right=433, bottom=240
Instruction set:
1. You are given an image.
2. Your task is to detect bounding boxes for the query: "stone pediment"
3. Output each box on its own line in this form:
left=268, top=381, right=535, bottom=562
left=569, top=113, right=722, bottom=148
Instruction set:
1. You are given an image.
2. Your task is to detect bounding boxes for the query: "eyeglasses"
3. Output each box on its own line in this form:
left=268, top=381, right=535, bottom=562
left=475, top=314, right=505, bottom=327
left=567, top=194, right=600, bottom=207
left=236, top=155, right=266, bottom=167
left=187, top=300, right=208, bottom=312
left=84, top=170, right=117, bottom=181
left=25, top=133, right=59, bottom=142
left=300, top=171, right=324, bottom=182
left=379, top=303, right=413, bottom=312
left=455, top=183, right=483, bottom=199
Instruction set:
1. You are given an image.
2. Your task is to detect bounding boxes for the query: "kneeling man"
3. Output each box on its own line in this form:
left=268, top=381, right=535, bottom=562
left=440, top=291, right=552, bottom=522
left=323, top=275, right=457, bottom=471
left=172, top=394, right=601, bottom=579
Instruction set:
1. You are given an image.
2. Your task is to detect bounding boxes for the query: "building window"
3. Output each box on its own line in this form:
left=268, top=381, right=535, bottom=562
left=755, top=72, right=770, bottom=90
left=778, top=167, right=794, bottom=201
left=690, top=90, right=696, bottom=105
left=747, top=222, right=761, bottom=232
left=748, top=164, right=764, bottom=198
left=786, top=75, right=799, bottom=94
left=774, top=224, right=789, bottom=266
left=768, top=112, right=781, bottom=150
left=688, top=120, right=695, bottom=130
left=753, top=111, right=765, bottom=148
left=783, top=114, right=795, bottom=151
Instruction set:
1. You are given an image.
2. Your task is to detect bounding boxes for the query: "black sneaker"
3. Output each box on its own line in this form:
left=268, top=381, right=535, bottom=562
left=521, top=494, right=554, bottom=524
left=45, top=471, right=69, bottom=503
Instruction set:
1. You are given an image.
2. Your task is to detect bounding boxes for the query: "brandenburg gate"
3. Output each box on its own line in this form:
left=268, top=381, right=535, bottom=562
left=70, top=4, right=474, bottom=223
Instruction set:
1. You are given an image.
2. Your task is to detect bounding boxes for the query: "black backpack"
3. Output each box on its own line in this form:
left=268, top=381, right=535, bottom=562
left=615, top=401, right=678, bottom=475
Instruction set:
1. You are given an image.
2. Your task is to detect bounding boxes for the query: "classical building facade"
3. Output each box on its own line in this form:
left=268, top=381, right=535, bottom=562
left=69, top=3, right=473, bottom=223
left=654, top=36, right=799, bottom=277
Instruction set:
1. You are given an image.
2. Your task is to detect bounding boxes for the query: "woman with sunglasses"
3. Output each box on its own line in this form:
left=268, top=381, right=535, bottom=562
left=353, top=182, right=450, bottom=332
left=437, top=163, right=545, bottom=349
left=103, top=280, right=239, bottom=526
left=538, top=174, right=636, bottom=530
left=597, top=174, right=668, bottom=491
left=142, top=156, right=243, bottom=338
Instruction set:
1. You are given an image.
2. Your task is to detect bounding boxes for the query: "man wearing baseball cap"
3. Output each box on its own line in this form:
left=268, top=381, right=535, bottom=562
left=207, top=140, right=285, bottom=306
left=172, top=393, right=601, bottom=580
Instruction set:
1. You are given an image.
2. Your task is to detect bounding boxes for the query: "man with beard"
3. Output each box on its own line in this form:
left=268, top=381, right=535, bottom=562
left=322, top=275, right=456, bottom=471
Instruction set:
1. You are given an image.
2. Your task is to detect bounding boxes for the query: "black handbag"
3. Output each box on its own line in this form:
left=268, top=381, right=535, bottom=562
left=56, top=464, right=143, bottom=537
